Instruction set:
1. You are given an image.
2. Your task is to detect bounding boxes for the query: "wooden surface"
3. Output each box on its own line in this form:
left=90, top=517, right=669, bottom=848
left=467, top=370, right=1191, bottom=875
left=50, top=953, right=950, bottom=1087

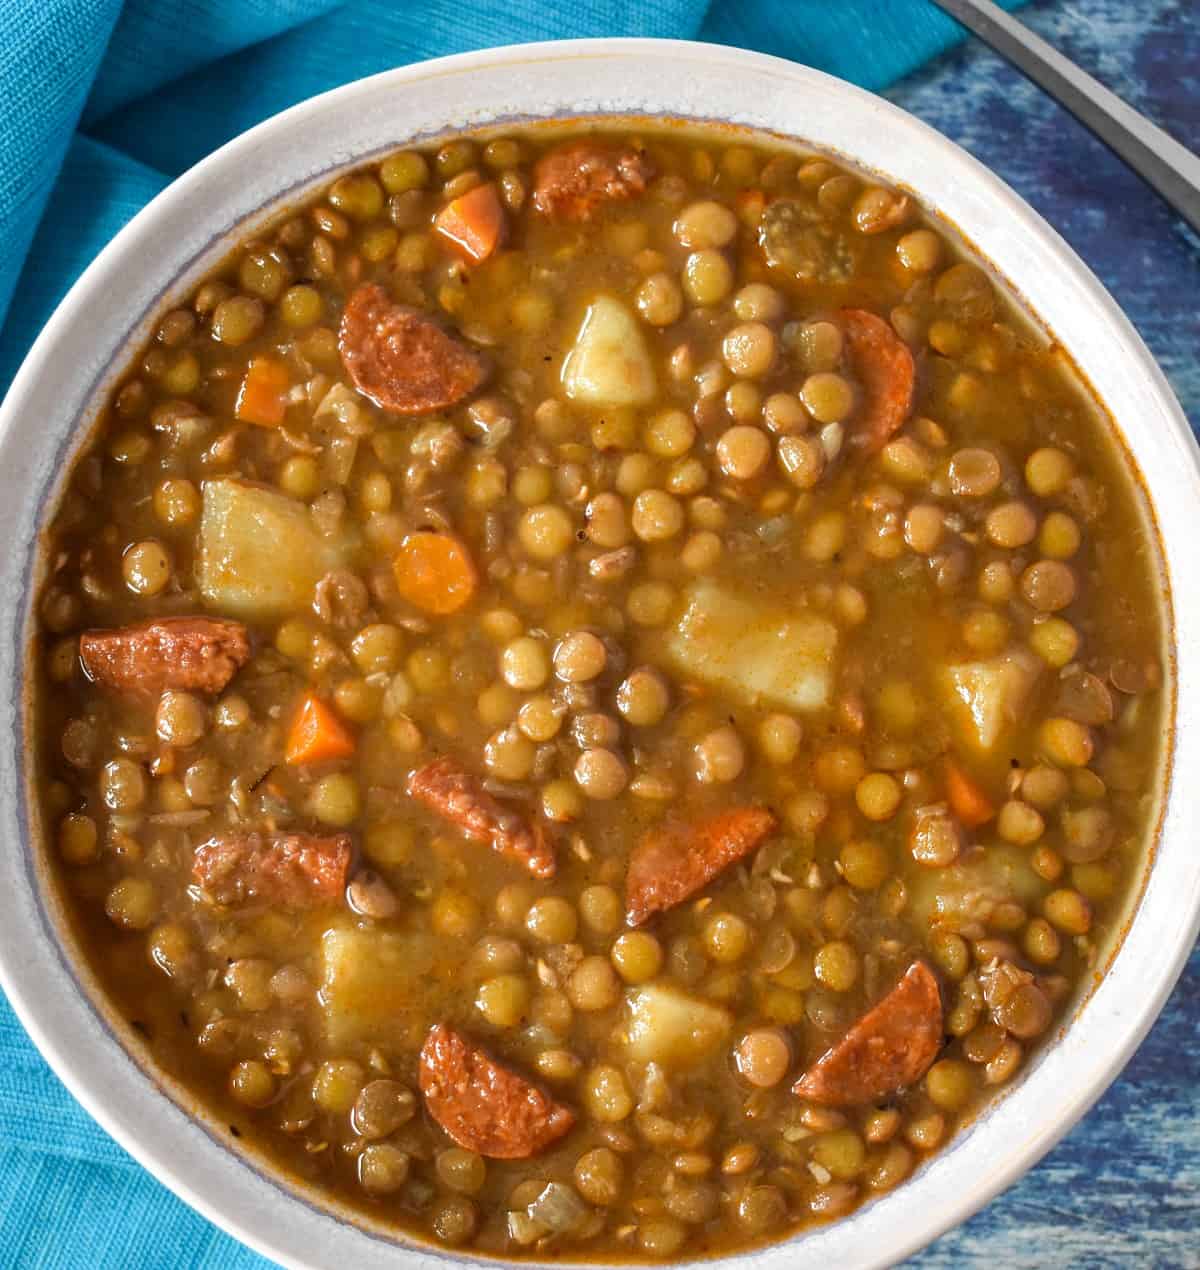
left=891, top=2, right=1200, bottom=1264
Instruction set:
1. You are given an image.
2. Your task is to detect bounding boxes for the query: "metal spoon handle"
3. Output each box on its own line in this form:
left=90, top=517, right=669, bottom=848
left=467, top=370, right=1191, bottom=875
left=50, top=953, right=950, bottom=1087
left=930, top=0, right=1200, bottom=236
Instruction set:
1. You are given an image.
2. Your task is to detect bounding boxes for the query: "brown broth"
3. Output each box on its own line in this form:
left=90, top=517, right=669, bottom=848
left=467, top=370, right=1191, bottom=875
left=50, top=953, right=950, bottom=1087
left=33, top=123, right=1168, bottom=1260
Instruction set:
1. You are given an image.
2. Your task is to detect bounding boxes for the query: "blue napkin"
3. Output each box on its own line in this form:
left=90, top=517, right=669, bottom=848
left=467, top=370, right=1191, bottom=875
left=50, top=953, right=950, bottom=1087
left=0, top=1, right=1022, bottom=1264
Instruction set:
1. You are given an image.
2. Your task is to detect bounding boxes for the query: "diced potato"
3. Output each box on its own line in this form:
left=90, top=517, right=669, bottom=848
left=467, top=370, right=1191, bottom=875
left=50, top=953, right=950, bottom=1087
left=624, top=983, right=732, bottom=1068
left=561, top=296, right=656, bottom=406
left=941, top=648, right=1042, bottom=752
left=909, top=845, right=1044, bottom=933
left=319, top=925, right=434, bottom=1047
left=198, top=478, right=349, bottom=619
left=663, top=580, right=838, bottom=712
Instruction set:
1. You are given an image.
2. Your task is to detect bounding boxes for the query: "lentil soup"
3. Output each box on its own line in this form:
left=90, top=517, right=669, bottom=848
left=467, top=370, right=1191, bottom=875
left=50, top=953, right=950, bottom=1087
left=33, top=124, right=1167, bottom=1260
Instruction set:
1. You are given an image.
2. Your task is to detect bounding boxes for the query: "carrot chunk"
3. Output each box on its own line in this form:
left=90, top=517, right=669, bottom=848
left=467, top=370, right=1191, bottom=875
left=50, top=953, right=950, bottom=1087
left=235, top=356, right=290, bottom=426
left=434, top=183, right=507, bottom=265
left=285, top=693, right=356, bottom=766
left=944, top=757, right=996, bottom=828
left=392, top=530, right=478, bottom=616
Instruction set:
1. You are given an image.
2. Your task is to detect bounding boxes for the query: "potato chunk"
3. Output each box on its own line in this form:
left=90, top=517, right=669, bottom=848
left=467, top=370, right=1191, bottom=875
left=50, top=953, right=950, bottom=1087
left=663, top=580, right=838, bottom=711
left=198, top=478, right=349, bottom=619
left=625, top=984, right=732, bottom=1068
left=908, top=844, right=1043, bottom=933
left=561, top=295, right=656, bottom=406
left=320, top=925, right=434, bottom=1047
left=941, top=648, right=1041, bottom=752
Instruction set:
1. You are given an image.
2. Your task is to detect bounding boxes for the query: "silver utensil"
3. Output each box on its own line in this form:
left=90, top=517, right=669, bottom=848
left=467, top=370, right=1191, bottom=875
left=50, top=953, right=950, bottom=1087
left=929, top=0, right=1200, bottom=235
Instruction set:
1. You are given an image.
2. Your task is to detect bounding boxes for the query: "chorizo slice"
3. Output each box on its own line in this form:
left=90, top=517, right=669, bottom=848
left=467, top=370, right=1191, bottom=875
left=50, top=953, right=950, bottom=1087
left=338, top=284, right=488, bottom=415
left=419, top=1024, right=575, bottom=1159
left=625, top=806, right=777, bottom=927
left=79, top=616, right=250, bottom=697
left=532, top=141, right=655, bottom=221
left=407, top=756, right=555, bottom=879
left=792, top=961, right=943, bottom=1106
left=841, top=307, right=916, bottom=454
left=192, top=832, right=351, bottom=909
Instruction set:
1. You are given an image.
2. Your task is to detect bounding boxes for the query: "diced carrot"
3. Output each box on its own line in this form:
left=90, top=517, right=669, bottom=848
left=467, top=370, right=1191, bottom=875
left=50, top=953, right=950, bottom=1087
left=235, top=357, right=290, bottom=426
left=285, top=693, right=356, bottom=766
left=735, top=188, right=766, bottom=228
left=434, top=183, right=507, bottom=265
left=944, top=757, right=996, bottom=828
left=392, top=531, right=478, bottom=616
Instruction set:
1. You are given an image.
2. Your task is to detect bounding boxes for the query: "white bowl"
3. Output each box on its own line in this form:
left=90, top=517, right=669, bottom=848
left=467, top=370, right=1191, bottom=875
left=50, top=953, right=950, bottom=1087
left=1, top=37, right=1197, bottom=1270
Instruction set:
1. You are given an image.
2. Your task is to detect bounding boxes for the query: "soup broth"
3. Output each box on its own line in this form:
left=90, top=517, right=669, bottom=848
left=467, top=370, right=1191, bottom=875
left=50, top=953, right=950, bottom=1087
left=34, top=123, right=1167, bottom=1260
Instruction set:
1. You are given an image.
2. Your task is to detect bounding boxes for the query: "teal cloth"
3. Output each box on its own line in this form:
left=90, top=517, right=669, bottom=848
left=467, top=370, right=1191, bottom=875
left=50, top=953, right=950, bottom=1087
left=0, top=1, right=1022, bottom=1264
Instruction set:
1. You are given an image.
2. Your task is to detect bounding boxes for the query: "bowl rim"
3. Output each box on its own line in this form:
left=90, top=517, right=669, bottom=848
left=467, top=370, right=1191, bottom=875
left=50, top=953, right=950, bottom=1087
left=1, top=35, right=1198, bottom=1270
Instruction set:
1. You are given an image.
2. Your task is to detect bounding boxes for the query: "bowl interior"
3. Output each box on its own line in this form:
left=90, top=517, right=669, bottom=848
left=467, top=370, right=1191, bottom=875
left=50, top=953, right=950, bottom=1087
left=1, top=39, right=1198, bottom=1270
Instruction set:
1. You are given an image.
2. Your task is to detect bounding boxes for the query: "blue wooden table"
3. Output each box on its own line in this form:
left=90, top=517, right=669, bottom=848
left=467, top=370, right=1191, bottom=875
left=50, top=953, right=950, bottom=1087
left=892, top=2, right=1200, bottom=1264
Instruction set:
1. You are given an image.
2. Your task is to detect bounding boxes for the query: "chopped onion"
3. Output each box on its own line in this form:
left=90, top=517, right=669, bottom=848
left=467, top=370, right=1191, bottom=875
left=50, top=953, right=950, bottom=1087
left=637, top=1062, right=670, bottom=1113
left=507, top=1210, right=547, bottom=1246
left=820, top=420, right=844, bottom=461
left=325, top=435, right=359, bottom=486
left=755, top=515, right=791, bottom=545
left=310, top=488, right=347, bottom=538
left=147, top=809, right=211, bottom=827
left=526, top=1182, right=589, bottom=1235
left=313, top=381, right=369, bottom=434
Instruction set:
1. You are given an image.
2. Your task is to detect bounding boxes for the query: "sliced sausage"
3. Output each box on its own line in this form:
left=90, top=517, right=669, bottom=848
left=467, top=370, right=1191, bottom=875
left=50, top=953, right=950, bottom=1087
left=792, top=961, right=943, bottom=1106
left=338, top=284, right=488, bottom=415
left=419, top=1024, right=575, bottom=1159
left=841, top=308, right=916, bottom=454
left=532, top=141, right=655, bottom=221
left=79, top=617, right=250, bottom=697
left=758, top=199, right=827, bottom=279
left=192, top=832, right=352, bottom=909
left=625, top=806, right=777, bottom=927
left=407, top=756, right=555, bottom=879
